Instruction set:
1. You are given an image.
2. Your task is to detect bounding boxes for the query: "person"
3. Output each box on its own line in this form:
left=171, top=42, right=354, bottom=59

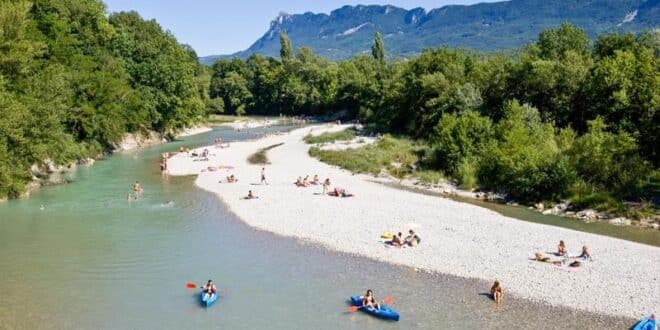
left=245, top=190, right=256, bottom=199
left=226, top=174, right=237, bottom=183
left=404, top=229, right=420, bottom=247
left=362, top=289, right=380, bottom=310
left=202, top=280, right=217, bottom=300
left=133, top=181, right=142, bottom=195
left=557, top=240, right=567, bottom=256
left=573, top=245, right=592, bottom=261
left=491, top=281, right=503, bottom=303
left=322, top=178, right=330, bottom=195
left=302, top=176, right=310, bottom=187
left=389, top=232, right=403, bottom=247
left=312, top=175, right=320, bottom=185
left=260, top=167, right=268, bottom=185
left=295, top=176, right=303, bottom=187
left=533, top=252, right=562, bottom=265
left=39, top=204, right=45, bottom=210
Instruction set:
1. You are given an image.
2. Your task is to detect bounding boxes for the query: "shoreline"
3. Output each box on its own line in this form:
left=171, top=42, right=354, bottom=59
left=167, top=124, right=659, bottom=319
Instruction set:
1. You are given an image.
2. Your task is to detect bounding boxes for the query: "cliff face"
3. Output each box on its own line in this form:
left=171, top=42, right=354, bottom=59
left=200, top=0, right=658, bottom=64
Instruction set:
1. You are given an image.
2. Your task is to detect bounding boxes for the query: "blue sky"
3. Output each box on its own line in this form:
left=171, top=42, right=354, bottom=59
left=104, top=0, right=501, bottom=56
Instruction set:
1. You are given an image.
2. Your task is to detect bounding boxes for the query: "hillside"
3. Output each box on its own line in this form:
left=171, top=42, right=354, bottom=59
left=201, top=0, right=659, bottom=64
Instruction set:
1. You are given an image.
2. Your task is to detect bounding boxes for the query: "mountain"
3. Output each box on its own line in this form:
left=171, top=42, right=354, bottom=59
left=201, top=0, right=659, bottom=64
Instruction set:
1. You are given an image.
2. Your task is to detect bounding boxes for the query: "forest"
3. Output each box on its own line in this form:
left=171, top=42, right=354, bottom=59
left=0, top=0, right=658, bottom=216
left=0, top=0, right=208, bottom=198
left=208, top=26, right=659, bottom=215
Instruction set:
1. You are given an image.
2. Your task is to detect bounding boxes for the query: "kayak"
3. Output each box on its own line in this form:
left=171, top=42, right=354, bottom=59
left=350, top=295, right=400, bottom=321
left=200, top=291, right=219, bottom=308
left=633, top=315, right=657, bottom=330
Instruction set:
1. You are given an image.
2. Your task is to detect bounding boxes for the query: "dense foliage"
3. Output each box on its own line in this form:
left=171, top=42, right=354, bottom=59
left=211, top=24, right=659, bottom=213
left=0, top=0, right=207, bottom=198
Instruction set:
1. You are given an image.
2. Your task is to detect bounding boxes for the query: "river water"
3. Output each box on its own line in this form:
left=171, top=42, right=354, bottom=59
left=0, top=126, right=633, bottom=329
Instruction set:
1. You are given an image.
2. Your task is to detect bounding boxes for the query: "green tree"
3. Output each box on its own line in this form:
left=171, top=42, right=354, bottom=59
left=279, top=31, right=293, bottom=62
left=371, top=32, right=385, bottom=64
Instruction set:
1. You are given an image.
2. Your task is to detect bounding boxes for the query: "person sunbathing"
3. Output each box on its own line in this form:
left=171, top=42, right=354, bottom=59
left=302, top=175, right=310, bottom=187
left=295, top=176, right=304, bottom=187
left=312, top=175, right=320, bottom=185
left=557, top=240, right=568, bottom=256
left=389, top=232, right=403, bottom=247
left=533, top=252, right=562, bottom=265
left=573, top=245, right=592, bottom=261
left=244, top=190, right=257, bottom=199
left=404, top=230, right=420, bottom=247
left=225, top=174, right=237, bottom=183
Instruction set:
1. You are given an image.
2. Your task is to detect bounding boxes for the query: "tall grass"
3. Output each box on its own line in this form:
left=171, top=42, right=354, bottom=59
left=304, top=128, right=356, bottom=144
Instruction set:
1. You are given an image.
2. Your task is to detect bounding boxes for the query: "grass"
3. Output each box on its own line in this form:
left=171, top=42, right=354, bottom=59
left=247, top=143, right=284, bottom=165
left=303, top=128, right=356, bottom=144
left=308, top=135, right=422, bottom=178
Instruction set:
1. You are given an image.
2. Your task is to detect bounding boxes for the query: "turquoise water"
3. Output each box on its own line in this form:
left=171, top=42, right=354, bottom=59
left=0, top=127, right=631, bottom=329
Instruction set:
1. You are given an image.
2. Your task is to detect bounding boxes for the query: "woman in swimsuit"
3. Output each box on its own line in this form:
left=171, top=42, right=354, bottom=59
left=557, top=240, right=567, bottom=256
left=404, top=230, right=420, bottom=247
left=362, top=289, right=380, bottom=310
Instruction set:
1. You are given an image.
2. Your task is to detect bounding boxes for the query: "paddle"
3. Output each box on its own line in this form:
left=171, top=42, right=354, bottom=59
left=347, top=296, right=394, bottom=312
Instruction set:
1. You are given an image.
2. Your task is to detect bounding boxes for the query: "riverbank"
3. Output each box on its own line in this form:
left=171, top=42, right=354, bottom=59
left=167, top=124, right=659, bottom=319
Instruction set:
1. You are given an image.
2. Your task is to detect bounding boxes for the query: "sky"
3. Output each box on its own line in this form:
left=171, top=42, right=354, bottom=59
left=104, top=0, right=502, bottom=57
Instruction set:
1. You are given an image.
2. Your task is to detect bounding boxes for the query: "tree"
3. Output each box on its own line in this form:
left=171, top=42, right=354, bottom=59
left=371, top=32, right=385, bottom=64
left=279, top=31, right=293, bottom=62
left=536, top=23, right=589, bottom=60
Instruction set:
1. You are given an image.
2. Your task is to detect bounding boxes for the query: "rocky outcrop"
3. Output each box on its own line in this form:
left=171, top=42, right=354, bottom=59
left=111, top=131, right=165, bottom=152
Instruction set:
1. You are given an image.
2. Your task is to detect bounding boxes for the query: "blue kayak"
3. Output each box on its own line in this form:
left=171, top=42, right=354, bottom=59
left=200, top=291, right=218, bottom=308
left=632, top=315, right=656, bottom=330
left=350, top=295, right=400, bottom=321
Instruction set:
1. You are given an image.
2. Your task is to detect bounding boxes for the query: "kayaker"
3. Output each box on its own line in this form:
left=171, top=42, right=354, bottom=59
left=202, top=280, right=217, bottom=299
left=490, top=281, right=503, bottom=303
left=362, top=290, right=380, bottom=310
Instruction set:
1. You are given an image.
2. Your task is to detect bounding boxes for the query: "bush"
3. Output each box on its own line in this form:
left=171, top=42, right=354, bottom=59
left=477, top=101, right=576, bottom=201
left=428, top=111, right=493, bottom=174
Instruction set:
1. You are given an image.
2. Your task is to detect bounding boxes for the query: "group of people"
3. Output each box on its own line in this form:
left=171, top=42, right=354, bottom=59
left=294, top=174, right=321, bottom=187
left=532, top=240, right=593, bottom=267
left=386, top=230, right=421, bottom=247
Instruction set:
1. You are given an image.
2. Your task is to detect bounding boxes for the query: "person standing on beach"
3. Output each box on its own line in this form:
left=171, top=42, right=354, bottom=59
left=260, top=167, right=268, bottom=185
left=491, top=281, right=504, bottom=303
left=322, top=178, right=330, bottom=195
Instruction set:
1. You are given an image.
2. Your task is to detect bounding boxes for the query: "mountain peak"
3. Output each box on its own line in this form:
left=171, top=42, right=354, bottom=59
left=200, top=0, right=658, bottom=64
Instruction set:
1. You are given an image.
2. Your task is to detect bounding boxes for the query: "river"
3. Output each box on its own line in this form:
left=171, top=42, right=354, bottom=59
left=0, top=126, right=633, bottom=329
